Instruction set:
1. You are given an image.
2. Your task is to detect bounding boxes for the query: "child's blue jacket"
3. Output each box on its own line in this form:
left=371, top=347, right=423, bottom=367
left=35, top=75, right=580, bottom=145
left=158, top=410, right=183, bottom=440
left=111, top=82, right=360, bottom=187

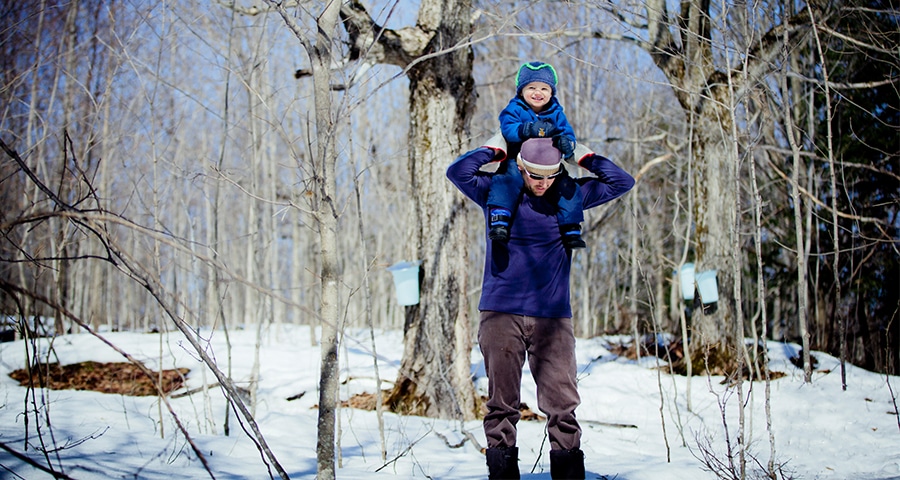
left=499, top=96, right=576, bottom=144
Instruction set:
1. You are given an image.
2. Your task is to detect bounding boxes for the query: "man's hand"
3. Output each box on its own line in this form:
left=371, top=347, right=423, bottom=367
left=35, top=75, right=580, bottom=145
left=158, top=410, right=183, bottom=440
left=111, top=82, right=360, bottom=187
left=519, top=120, right=556, bottom=139
left=553, top=135, right=575, bottom=161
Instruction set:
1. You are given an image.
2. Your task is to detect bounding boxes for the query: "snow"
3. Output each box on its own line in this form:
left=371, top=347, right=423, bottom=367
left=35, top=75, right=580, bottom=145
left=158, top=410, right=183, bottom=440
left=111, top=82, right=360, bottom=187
left=1, top=325, right=898, bottom=479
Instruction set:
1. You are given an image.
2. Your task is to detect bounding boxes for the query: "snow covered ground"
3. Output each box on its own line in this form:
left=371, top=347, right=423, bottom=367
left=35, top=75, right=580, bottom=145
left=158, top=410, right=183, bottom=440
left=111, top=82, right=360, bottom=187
left=1, top=325, right=898, bottom=479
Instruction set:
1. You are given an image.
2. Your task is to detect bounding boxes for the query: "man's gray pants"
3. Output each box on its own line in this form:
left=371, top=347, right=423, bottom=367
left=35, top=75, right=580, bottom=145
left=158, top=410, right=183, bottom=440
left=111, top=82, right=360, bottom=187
left=478, top=311, right=582, bottom=451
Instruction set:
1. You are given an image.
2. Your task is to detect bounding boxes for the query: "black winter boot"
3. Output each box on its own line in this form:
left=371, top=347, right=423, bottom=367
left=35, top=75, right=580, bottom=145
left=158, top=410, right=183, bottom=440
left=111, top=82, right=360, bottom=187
left=485, top=446, right=520, bottom=479
left=560, top=224, right=586, bottom=249
left=489, top=208, right=512, bottom=242
left=489, top=224, right=510, bottom=242
left=549, top=448, right=585, bottom=480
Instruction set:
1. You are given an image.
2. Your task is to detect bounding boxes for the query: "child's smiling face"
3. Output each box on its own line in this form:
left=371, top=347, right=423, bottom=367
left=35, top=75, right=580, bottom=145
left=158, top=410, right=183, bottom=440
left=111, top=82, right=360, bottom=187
left=520, top=81, right=553, bottom=112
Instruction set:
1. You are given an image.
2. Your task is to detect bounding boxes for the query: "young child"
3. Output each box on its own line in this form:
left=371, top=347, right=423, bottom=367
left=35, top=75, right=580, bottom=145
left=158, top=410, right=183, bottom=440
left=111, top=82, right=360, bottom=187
left=488, top=61, right=586, bottom=249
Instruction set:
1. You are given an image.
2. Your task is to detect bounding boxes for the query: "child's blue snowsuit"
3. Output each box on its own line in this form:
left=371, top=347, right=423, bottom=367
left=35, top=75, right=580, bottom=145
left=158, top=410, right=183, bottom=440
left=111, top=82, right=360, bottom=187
left=489, top=96, right=584, bottom=226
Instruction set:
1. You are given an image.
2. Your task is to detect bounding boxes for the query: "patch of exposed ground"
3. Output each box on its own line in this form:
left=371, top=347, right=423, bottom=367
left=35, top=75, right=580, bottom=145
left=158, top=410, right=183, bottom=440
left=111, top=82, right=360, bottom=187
left=9, top=361, right=189, bottom=396
left=339, top=391, right=544, bottom=421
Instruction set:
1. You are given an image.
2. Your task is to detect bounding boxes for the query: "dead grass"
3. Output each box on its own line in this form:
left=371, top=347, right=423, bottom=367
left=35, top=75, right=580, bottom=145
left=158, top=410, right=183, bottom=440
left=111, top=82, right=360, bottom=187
left=9, top=361, right=189, bottom=396
left=338, top=391, right=544, bottom=421
left=606, top=337, right=789, bottom=382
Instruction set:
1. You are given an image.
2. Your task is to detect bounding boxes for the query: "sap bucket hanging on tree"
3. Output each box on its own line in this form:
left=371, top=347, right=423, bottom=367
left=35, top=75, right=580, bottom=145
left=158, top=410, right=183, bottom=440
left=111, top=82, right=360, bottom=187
left=387, top=260, right=422, bottom=306
left=695, top=269, right=719, bottom=314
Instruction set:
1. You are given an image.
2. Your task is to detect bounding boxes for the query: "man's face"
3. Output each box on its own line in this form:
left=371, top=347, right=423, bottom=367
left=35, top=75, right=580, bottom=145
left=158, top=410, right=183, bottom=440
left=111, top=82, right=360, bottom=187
left=519, top=164, right=559, bottom=196
left=521, top=82, right=552, bottom=112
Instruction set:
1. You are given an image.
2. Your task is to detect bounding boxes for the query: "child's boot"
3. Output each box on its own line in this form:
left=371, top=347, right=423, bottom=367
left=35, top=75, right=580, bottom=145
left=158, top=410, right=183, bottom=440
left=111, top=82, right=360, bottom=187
left=489, top=208, right=512, bottom=242
left=561, top=224, right=586, bottom=249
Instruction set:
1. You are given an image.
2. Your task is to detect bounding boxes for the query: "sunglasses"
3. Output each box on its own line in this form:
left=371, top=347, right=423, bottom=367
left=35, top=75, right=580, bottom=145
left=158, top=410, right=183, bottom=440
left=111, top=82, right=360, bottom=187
left=523, top=169, right=561, bottom=181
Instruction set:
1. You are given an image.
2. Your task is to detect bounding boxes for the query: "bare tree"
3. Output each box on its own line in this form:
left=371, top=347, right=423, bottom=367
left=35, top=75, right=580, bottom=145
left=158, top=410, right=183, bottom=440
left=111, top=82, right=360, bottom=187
left=337, top=0, right=480, bottom=420
left=541, top=0, right=808, bottom=372
left=262, top=1, right=347, bottom=477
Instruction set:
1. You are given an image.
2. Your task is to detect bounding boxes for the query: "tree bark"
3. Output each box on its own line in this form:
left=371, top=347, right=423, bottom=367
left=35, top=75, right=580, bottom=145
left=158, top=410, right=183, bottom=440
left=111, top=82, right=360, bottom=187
left=339, top=0, right=479, bottom=420
left=632, top=0, right=797, bottom=363
left=305, top=2, right=345, bottom=477
left=263, top=0, right=345, bottom=476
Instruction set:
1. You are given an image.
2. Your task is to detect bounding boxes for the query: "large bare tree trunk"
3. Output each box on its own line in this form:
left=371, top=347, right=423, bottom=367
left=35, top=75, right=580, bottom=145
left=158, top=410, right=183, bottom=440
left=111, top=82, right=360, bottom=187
left=627, top=0, right=789, bottom=365
left=690, top=121, right=737, bottom=355
left=387, top=51, right=478, bottom=420
left=381, top=0, right=479, bottom=422
left=339, top=0, right=480, bottom=420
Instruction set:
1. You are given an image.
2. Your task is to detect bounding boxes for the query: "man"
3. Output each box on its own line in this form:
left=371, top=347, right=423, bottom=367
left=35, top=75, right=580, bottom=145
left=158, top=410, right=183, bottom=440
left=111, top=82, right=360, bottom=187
left=446, top=135, right=635, bottom=479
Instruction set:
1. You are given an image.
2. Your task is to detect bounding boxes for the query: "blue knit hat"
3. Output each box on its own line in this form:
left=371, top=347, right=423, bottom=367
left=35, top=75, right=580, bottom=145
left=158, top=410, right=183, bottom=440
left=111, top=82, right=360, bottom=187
left=516, top=62, right=558, bottom=97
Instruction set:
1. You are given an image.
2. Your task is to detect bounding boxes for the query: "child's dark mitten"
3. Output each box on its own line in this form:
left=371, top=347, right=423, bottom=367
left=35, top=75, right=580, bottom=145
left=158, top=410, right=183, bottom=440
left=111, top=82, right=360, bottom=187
left=519, top=120, right=555, bottom=139
left=553, top=135, right=575, bottom=161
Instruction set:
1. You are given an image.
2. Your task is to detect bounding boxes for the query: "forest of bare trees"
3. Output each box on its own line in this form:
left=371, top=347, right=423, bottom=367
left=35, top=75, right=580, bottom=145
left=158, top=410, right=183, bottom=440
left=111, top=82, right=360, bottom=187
left=1, top=0, right=897, bottom=478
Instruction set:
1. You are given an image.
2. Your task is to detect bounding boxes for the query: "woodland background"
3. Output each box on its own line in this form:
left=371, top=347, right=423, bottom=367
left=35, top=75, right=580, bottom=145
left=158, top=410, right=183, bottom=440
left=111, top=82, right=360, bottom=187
left=0, top=0, right=897, bottom=477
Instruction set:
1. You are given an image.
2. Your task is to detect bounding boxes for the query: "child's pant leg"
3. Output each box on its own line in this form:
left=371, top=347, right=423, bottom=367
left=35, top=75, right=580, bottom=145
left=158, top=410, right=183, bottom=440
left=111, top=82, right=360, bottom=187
left=555, top=174, right=584, bottom=225
left=487, top=158, right=524, bottom=211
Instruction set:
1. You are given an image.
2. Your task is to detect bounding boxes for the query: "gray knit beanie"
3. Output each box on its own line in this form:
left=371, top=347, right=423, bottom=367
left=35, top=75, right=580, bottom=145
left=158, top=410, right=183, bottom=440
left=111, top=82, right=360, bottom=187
left=518, top=138, right=562, bottom=176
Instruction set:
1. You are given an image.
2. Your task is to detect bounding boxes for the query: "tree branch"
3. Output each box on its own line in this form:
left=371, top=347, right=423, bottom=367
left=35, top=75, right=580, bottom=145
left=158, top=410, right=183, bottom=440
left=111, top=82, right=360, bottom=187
left=786, top=71, right=900, bottom=90
left=0, top=439, right=77, bottom=480
left=766, top=157, right=888, bottom=226
left=815, top=23, right=898, bottom=55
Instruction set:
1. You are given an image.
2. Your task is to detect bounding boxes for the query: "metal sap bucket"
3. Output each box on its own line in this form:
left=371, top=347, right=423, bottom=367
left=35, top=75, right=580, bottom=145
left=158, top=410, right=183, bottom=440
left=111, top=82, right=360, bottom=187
left=387, top=260, right=422, bottom=306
